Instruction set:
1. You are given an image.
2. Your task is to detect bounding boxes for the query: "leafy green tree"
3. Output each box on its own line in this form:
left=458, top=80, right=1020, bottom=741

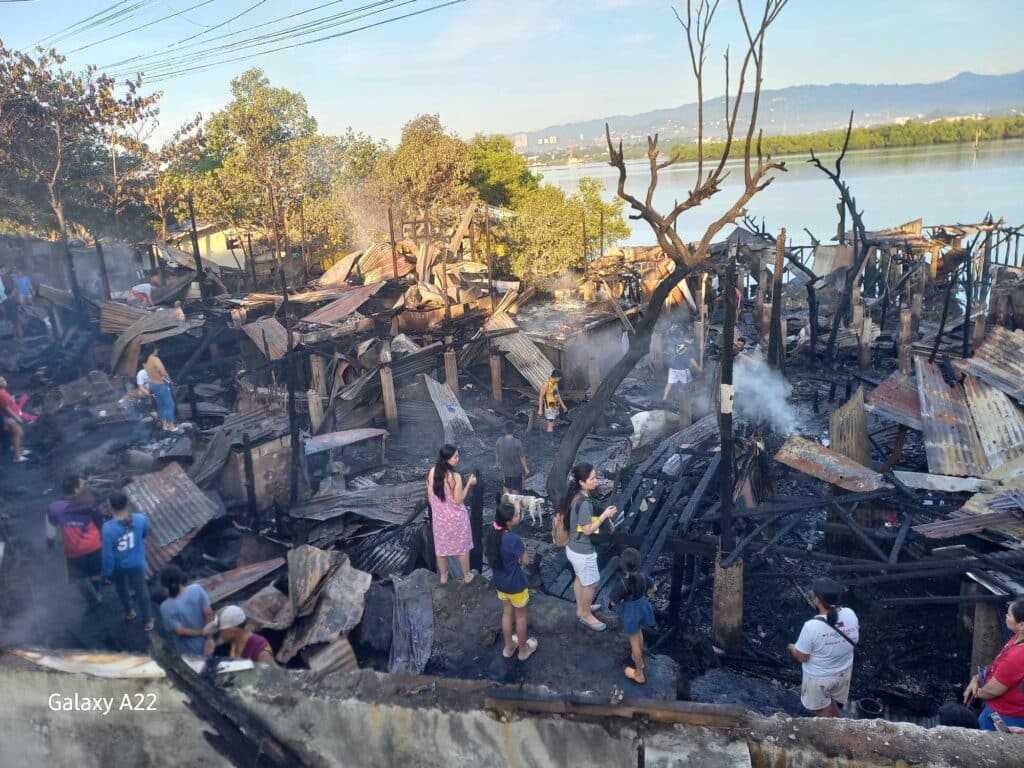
left=368, top=114, right=473, bottom=233
left=468, top=133, right=539, bottom=208
left=576, top=176, right=629, bottom=256
left=507, top=184, right=584, bottom=283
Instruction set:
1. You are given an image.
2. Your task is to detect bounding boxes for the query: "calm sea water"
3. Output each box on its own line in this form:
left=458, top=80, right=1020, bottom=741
left=542, top=139, right=1024, bottom=246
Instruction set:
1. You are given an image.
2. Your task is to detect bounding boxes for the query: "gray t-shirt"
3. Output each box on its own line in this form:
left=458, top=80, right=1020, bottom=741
left=567, top=495, right=597, bottom=555
left=495, top=436, right=525, bottom=478
left=159, top=583, right=210, bottom=656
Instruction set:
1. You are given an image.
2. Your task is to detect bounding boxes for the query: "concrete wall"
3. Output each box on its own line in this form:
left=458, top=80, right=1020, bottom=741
left=2, top=659, right=1021, bottom=768
left=0, top=662, right=227, bottom=767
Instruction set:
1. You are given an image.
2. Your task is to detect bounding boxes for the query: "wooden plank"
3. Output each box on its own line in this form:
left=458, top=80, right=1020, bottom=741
left=892, top=471, right=993, bottom=494
left=421, top=374, right=474, bottom=445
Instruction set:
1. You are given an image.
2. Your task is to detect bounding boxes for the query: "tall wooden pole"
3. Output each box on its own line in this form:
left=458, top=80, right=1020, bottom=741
left=582, top=211, right=588, bottom=262
left=388, top=207, right=400, bottom=281
left=767, top=229, right=786, bottom=370
left=94, top=238, right=111, bottom=300
left=963, top=240, right=974, bottom=358
left=187, top=194, right=206, bottom=300
left=485, top=204, right=496, bottom=313
left=247, top=232, right=258, bottom=290
left=298, top=195, right=308, bottom=282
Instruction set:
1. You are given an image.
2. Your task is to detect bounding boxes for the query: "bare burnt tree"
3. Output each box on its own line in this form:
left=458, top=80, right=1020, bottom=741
left=546, top=0, right=789, bottom=502
left=808, top=111, right=872, bottom=364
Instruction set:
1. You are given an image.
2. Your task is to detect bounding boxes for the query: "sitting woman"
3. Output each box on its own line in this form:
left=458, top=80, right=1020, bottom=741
left=203, top=605, right=278, bottom=666
left=964, top=597, right=1024, bottom=730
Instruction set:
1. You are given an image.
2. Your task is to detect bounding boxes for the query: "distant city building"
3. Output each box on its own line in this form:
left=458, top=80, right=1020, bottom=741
left=513, top=133, right=528, bottom=150
left=536, top=135, right=559, bottom=146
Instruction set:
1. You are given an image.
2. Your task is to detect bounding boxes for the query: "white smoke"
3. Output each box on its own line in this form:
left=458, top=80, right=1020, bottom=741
left=733, top=353, right=799, bottom=435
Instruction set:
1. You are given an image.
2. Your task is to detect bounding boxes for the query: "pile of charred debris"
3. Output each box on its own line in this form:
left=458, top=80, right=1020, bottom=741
left=1, top=212, right=1024, bottom=723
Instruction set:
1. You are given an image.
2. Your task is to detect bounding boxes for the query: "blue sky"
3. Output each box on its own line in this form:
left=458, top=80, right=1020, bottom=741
left=4, top=0, right=1023, bottom=144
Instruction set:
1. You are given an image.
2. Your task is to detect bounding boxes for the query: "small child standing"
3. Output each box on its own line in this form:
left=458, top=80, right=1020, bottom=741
left=487, top=503, right=539, bottom=662
left=609, top=547, right=656, bottom=684
left=537, top=368, right=567, bottom=433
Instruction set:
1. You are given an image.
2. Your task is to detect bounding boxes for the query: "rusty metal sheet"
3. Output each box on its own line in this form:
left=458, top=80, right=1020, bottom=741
left=421, top=373, right=474, bottom=445
left=358, top=242, right=415, bottom=283
left=317, top=249, right=362, bottom=287
left=307, top=636, right=359, bottom=675
left=122, top=462, right=222, bottom=577
left=277, top=557, right=371, bottom=663
left=242, top=317, right=289, bottom=359
left=959, top=474, right=1024, bottom=539
left=484, top=312, right=554, bottom=392
left=892, top=471, right=995, bottom=494
left=289, top=481, right=425, bottom=526
left=110, top=308, right=187, bottom=369
left=963, top=375, right=1024, bottom=470
left=774, top=435, right=891, bottom=492
left=915, top=358, right=990, bottom=477
left=829, top=386, right=871, bottom=466
left=7, top=649, right=252, bottom=678
left=304, top=428, right=388, bottom=456
left=239, top=584, right=295, bottom=630
left=196, top=557, right=285, bottom=606
left=302, top=281, right=385, bottom=325
left=955, top=327, right=1024, bottom=404
left=287, top=544, right=343, bottom=618
left=866, top=372, right=922, bottom=431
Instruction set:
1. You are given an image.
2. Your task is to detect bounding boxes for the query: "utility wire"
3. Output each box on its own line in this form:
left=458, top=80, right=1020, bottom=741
left=143, top=0, right=464, bottom=83
left=169, top=0, right=269, bottom=48
left=109, top=0, right=408, bottom=77
left=35, top=1, right=154, bottom=47
left=68, top=0, right=220, bottom=53
left=104, top=0, right=389, bottom=70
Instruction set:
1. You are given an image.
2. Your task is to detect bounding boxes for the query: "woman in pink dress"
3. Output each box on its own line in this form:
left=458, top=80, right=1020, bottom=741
left=427, top=444, right=477, bottom=585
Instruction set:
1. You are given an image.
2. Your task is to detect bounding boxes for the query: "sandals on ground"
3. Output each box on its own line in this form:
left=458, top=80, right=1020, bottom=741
left=625, top=666, right=646, bottom=684
left=577, top=616, right=607, bottom=632
left=517, top=637, right=539, bottom=662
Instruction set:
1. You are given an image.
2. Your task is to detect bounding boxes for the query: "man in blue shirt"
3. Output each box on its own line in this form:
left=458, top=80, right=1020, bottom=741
left=159, top=565, right=213, bottom=656
left=101, top=491, right=154, bottom=631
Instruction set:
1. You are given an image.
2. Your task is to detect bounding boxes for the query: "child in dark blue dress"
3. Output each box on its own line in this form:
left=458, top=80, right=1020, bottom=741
left=609, top=547, right=656, bottom=684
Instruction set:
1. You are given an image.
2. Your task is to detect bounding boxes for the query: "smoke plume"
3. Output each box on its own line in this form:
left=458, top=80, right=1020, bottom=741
left=733, top=353, right=799, bottom=435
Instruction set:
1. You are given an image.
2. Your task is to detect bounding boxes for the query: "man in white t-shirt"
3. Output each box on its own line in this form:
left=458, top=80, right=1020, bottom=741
left=787, top=577, right=859, bottom=717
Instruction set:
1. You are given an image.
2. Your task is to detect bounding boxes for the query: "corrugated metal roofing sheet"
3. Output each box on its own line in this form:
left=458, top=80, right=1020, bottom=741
left=346, top=523, right=422, bottom=577
left=421, top=374, right=474, bottom=445
left=304, top=428, right=388, bottom=455
left=955, top=327, right=1024, bottom=404
left=242, top=317, right=289, bottom=359
left=358, top=242, right=415, bottom=283
left=302, top=281, right=385, bottom=325
left=774, top=435, right=891, bottom=492
left=915, top=358, right=990, bottom=477
left=196, top=557, right=285, bottom=605
left=121, top=462, right=222, bottom=576
left=963, top=375, right=1024, bottom=471
left=866, top=372, right=922, bottom=431
left=110, top=308, right=188, bottom=369
left=289, top=481, right=425, bottom=525
left=484, top=312, right=554, bottom=392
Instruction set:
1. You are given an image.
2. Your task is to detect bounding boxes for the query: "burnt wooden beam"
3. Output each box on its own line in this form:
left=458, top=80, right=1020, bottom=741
left=148, top=635, right=308, bottom=767
left=722, top=511, right=787, bottom=568
left=880, top=593, right=1012, bottom=606
left=888, top=512, right=913, bottom=564
left=833, top=502, right=890, bottom=562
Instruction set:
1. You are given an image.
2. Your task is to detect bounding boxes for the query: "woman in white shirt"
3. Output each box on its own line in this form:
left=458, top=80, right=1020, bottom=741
left=787, top=577, right=859, bottom=717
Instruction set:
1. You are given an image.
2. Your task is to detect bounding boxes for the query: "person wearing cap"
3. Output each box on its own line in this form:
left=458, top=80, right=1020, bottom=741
left=204, top=605, right=278, bottom=666
left=0, top=376, right=27, bottom=462
left=159, top=565, right=214, bottom=656
left=101, top=490, right=154, bottom=631
left=787, top=577, right=859, bottom=717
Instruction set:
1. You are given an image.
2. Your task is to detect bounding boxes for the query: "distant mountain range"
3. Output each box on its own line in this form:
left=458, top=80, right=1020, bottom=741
left=509, top=70, right=1024, bottom=152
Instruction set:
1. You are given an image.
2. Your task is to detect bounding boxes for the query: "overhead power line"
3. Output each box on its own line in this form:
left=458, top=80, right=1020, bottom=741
left=140, top=0, right=465, bottom=83
left=68, top=0, right=220, bottom=53
left=35, top=0, right=155, bottom=47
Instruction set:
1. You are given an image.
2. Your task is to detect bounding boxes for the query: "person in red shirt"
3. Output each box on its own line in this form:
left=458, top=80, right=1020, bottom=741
left=0, top=376, right=27, bottom=462
left=47, top=475, right=104, bottom=607
left=964, top=597, right=1024, bottom=730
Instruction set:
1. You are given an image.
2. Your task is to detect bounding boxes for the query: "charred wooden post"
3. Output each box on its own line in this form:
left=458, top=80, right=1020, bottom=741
left=963, top=240, right=974, bottom=358
left=859, top=316, right=872, bottom=370
left=651, top=329, right=664, bottom=372
left=767, top=229, right=786, bottom=369
left=186, top=194, right=207, bottom=301
left=309, top=355, right=328, bottom=397
left=668, top=552, right=686, bottom=622
left=974, top=310, right=987, bottom=344
left=307, top=389, right=324, bottom=433
left=443, top=335, right=459, bottom=397
left=387, top=206, right=400, bottom=282
left=380, top=341, right=399, bottom=434
left=485, top=203, right=496, bottom=314
left=246, top=232, right=258, bottom=290
left=242, top=432, right=257, bottom=527
left=971, top=596, right=1007, bottom=679
left=929, top=268, right=957, bottom=364
left=713, top=256, right=743, bottom=654
left=489, top=347, right=503, bottom=404
left=898, top=308, right=914, bottom=375
left=910, top=293, right=923, bottom=336
left=469, top=472, right=485, bottom=574
left=187, top=384, right=199, bottom=423
left=286, top=356, right=300, bottom=505
left=678, top=387, right=692, bottom=428
left=755, top=263, right=767, bottom=319
left=94, top=239, right=111, bottom=300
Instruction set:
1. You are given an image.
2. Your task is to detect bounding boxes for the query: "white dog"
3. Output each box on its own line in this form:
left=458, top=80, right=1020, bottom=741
left=502, top=492, right=546, bottom=526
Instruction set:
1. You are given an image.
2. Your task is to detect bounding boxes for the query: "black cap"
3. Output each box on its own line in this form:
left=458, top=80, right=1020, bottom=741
left=812, top=576, right=842, bottom=604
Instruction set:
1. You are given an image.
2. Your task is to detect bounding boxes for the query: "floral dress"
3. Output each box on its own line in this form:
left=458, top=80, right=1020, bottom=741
left=428, top=474, right=474, bottom=558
